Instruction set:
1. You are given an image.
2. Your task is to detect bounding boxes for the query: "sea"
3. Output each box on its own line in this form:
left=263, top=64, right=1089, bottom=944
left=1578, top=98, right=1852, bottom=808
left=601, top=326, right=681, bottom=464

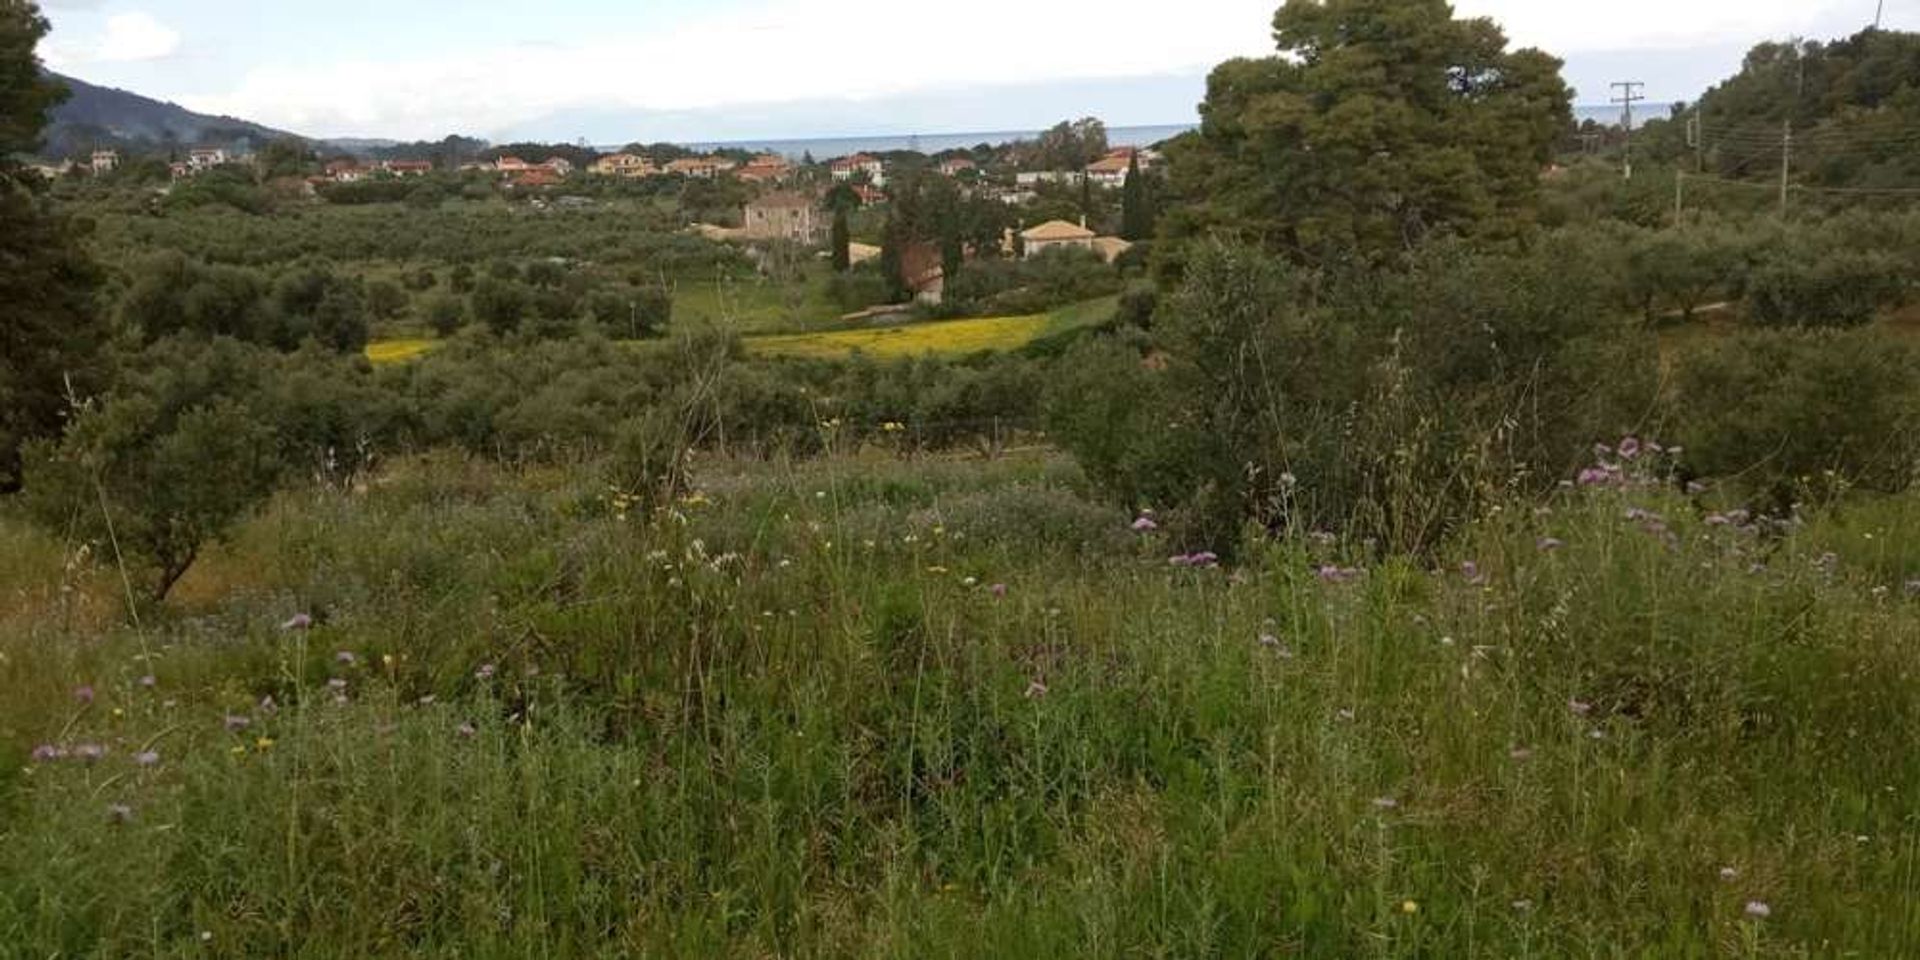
left=681, top=108, right=1671, bottom=161
left=686, top=123, right=1198, bottom=160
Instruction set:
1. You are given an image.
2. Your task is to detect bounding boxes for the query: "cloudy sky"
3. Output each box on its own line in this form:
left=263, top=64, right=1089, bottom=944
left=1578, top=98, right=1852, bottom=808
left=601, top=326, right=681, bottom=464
left=36, top=0, right=1908, bottom=142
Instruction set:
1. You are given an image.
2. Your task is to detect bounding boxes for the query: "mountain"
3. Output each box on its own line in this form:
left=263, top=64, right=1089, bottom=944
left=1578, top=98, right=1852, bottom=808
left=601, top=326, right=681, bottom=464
left=38, top=71, right=302, bottom=159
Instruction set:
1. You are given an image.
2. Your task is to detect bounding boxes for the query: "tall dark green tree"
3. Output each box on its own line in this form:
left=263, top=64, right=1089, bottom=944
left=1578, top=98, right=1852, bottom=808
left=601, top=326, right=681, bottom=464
left=1, top=0, right=105, bottom=491
left=1120, top=152, right=1150, bottom=241
left=824, top=182, right=860, bottom=273
left=1164, top=0, right=1572, bottom=266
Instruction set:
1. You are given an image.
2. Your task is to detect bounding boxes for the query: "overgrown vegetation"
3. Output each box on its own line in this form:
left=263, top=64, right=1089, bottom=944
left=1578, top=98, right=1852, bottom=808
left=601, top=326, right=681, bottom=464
left=4, top=0, right=1920, bottom=955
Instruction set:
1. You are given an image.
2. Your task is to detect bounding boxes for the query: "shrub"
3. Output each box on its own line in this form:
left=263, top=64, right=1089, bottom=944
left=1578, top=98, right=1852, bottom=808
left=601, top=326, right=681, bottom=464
left=423, top=292, right=467, bottom=336
left=21, top=340, right=292, bottom=601
left=1673, top=328, right=1920, bottom=498
left=1745, top=247, right=1908, bottom=328
left=1051, top=240, right=1659, bottom=555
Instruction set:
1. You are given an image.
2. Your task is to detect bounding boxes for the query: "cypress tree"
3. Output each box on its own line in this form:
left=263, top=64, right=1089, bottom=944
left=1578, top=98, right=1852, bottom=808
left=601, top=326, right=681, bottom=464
left=831, top=206, right=851, bottom=272
left=1120, top=152, right=1148, bottom=241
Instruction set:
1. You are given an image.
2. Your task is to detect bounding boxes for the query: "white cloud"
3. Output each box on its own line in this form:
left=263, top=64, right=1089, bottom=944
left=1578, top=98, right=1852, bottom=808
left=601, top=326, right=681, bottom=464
left=1455, top=0, right=1869, bottom=53
left=46, top=10, right=180, bottom=66
left=166, top=0, right=1902, bottom=140
left=93, top=11, right=180, bottom=62
left=179, top=0, right=1276, bottom=138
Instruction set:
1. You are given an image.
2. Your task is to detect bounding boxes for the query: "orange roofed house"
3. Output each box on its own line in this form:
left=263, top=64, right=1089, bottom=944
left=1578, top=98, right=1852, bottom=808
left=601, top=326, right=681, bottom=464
left=737, top=154, right=793, bottom=184
left=1019, top=218, right=1097, bottom=258
left=830, top=153, right=886, bottom=187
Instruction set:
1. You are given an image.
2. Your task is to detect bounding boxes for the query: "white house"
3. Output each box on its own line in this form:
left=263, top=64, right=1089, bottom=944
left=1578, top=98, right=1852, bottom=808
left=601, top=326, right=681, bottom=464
left=188, top=147, right=229, bottom=170
left=830, top=153, right=886, bottom=187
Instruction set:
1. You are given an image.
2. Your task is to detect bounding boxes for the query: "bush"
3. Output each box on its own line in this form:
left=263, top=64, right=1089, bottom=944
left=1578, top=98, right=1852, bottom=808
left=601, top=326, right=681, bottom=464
left=1745, top=247, right=1908, bottom=328
left=423, top=293, right=467, bottom=336
left=1673, top=328, right=1920, bottom=498
left=16, top=338, right=391, bottom=602
left=1051, top=240, right=1659, bottom=555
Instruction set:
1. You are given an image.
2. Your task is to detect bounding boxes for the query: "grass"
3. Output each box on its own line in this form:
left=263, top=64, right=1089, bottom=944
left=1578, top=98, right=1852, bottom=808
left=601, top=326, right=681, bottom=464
left=1, top=449, right=1916, bottom=956
left=671, top=261, right=846, bottom=334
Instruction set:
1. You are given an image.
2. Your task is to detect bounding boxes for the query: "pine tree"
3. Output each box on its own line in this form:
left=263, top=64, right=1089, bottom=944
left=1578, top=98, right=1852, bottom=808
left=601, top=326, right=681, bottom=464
left=1, top=0, right=106, bottom=491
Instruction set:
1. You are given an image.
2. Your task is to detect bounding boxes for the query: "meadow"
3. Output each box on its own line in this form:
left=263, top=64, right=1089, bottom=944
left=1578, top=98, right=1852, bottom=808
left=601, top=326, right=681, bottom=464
left=3, top=446, right=1915, bottom=957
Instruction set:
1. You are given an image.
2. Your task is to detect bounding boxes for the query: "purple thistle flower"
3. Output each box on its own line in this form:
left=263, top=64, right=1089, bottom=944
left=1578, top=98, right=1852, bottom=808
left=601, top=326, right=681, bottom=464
left=336, top=651, right=357, bottom=665
left=1460, top=561, right=1486, bottom=585
left=1131, top=516, right=1159, bottom=533
left=1719, top=866, right=1739, bottom=881
left=1024, top=680, right=1049, bottom=700
left=134, top=750, right=160, bottom=767
left=73, top=743, right=106, bottom=762
left=30, top=744, right=65, bottom=763
left=1744, top=901, right=1771, bottom=919
left=456, top=722, right=477, bottom=740
left=989, top=583, right=1008, bottom=597
left=1316, top=565, right=1361, bottom=585
left=281, top=613, right=313, bottom=631
left=475, top=664, right=497, bottom=681
left=73, top=685, right=95, bottom=705
left=223, top=714, right=251, bottom=732
left=327, top=678, right=348, bottom=692
left=1371, top=796, right=1399, bottom=810
left=1617, top=437, right=1642, bottom=460
left=1537, top=537, right=1565, bottom=552
left=138, top=675, right=157, bottom=689
left=1568, top=699, right=1593, bottom=717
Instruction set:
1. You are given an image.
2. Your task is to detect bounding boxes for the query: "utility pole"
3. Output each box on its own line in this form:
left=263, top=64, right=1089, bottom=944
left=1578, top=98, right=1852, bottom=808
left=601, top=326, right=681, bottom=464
left=1686, top=113, right=1704, bottom=173
left=1674, top=170, right=1685, bottom=227
left=1778, top=120, right=1793, bottom=219
left=1876, top=0, right=1886, bottom=30
left=1611, top=81, right=1646, bottom=179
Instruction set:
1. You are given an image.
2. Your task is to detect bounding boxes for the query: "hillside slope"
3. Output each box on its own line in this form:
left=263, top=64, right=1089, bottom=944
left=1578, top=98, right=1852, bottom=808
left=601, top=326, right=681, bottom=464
left=39, top=71, right=298, bottom=157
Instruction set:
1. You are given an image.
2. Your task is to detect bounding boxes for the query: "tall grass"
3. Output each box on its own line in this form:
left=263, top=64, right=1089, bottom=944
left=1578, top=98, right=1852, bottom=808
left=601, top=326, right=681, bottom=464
left=0, top=452, right=1915, bottom=956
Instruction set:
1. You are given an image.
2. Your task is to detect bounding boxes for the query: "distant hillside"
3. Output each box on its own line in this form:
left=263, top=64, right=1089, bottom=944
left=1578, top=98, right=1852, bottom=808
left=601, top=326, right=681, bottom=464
left=1638, top=28, right=1920, bottom=188
left=39, top=71, right=301, bottom=159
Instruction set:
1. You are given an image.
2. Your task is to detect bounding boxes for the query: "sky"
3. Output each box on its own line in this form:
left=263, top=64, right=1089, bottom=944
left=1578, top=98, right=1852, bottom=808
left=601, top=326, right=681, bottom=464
left=34, top=0, right=1913, bottom=143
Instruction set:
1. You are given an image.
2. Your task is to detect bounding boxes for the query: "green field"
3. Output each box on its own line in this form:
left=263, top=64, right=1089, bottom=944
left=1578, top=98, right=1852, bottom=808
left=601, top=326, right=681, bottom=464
left=2, top=450, right=1915, bottom=956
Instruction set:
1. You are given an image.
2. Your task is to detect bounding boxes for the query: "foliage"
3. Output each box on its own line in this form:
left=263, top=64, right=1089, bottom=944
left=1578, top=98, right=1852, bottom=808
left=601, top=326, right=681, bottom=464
left=1673, top=328, right=1920, bottom=498
left=0, top=0, right=61, bottom=160
left=1164, top=0, right=1572, bottom=267
left=20, top=338, right=395, bottom=601
left=1017, top=117, right=1110, bottom=171
left=0, top=3, right=104, bottom=491
left=1744, top=244, right=1910, bottom=328
left=1051, top=240, right=1657, bottom=554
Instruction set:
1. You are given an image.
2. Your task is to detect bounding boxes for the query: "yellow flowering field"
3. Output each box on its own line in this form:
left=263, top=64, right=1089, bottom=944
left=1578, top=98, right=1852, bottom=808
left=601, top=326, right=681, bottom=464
left=747, top=314, right=1051, bottom=359
left=364, top=339, right=441, bottom=365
